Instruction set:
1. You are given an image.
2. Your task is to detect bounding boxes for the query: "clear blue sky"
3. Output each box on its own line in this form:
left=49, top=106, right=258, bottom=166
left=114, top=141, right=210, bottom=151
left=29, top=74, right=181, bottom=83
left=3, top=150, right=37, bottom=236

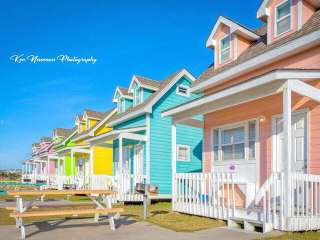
left=0, top=0, right=262, bottom=169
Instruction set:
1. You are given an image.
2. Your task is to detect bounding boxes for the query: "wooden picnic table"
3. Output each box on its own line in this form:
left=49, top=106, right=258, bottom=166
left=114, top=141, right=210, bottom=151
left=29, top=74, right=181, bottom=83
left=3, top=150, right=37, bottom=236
left=8, top=189, right=123, bottom=240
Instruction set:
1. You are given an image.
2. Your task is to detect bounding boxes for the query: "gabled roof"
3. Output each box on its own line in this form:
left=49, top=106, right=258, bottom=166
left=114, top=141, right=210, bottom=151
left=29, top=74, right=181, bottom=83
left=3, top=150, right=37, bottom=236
left=73, top=108, right=116, bottom=141
left=113, top=87, right=133, bottom=103
left=75, top=114, right=84, bottom=123
left=32, top=143, right=40, bottom=148
left=257, top=0, right=320, bottom=20
left=108, top=69, right=196, bottom=127
left=128, top=75, right=160, bottom=93
left=53, top=128, right=74, bottom=138
left=206, top=16, right=260, bottom=48
left=54, top=127, right=77, bottom=148
left=84, top=109, right=105, bottom=120
left=40, top=137, right=52, bottom=143
left=194, top=9, right=320, bottom=92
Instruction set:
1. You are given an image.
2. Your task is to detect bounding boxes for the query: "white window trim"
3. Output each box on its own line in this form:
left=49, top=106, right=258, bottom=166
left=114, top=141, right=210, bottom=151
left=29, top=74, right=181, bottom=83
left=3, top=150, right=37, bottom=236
left=274, top=0, right=292, bottom=38
left=134, top=87, right=144, bottom=106
left=176, top=84, right=190, bottom=97
left=177, top=144, right=191, bottom=162
left=211, top=118, right=259, bottom=164
left=219, top=34, right=231, bottom=64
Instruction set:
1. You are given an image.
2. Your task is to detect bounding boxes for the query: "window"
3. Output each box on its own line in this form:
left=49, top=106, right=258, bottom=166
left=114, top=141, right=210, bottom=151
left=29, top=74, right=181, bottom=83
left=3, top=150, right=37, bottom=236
left=117, top=99, right=122, bottom=113
left=134, top=87, right=143, bottom=105
left=176, top=84, right=190, bottom=97
left=275, top=0, right=291, bottom=36
left=212, top=120, right=258, bottom=162
left=219, top=35, right=231, bottom=63
left=177, top=144, right=190, bottom=162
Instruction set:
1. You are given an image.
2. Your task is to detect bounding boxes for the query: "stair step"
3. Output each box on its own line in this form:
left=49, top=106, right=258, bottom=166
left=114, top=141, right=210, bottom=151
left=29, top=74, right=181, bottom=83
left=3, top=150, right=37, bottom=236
left=228, top=218, right=273, bottom=233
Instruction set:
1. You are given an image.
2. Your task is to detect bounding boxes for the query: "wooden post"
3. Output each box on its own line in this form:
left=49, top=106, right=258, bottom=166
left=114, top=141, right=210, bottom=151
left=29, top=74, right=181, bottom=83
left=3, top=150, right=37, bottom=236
left=71, top=151, right=74, bottom=176
left=119, top=137, right=123, bottom=174
left=283, top=85, right=292, bottom=219
left=172, top=120, right=177, bottom=209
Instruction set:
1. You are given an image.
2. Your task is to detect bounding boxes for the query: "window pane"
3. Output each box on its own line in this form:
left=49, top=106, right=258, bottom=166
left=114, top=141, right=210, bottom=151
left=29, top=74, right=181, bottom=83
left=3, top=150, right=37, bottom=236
left=249, top=121, right=256, bottom=140
left=277, top=1, right=290, bottom=19
left=222, top=129, right=232, bottom=144
left=213, top=129, right=219, bottom=146
left=234, top=143, right=245, bottom=159
left=221, top=49, right=230, bottom=62
left=222, top=145, right=233, bottom=160
left=221, top=36, right=230, bottom=50
left=178, top=146, right=189, bottom=161
left=213, top=146, right=219, bottom=161
left=277, top=16, right=290, bottom=35
left=233, top=127, right=244, bottom=143
left=249, top=141, right=255, bottom=159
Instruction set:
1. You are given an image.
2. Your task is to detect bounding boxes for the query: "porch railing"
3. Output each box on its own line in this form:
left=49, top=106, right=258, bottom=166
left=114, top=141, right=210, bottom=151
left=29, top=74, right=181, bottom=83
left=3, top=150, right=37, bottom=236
left=173, top=171, right=320, bottom=232
left=287, top=173, right=320, bottom=231
left=113, top=174, right=146, bottom=202
left=173, top=172, right=243, bottom=220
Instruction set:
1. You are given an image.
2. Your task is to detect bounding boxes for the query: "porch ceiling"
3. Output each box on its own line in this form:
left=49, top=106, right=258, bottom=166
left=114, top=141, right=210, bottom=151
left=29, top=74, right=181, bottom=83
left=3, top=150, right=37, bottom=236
left=162, top=69, right=320, bottom=123
left=87, top=126, right=146, bottom=146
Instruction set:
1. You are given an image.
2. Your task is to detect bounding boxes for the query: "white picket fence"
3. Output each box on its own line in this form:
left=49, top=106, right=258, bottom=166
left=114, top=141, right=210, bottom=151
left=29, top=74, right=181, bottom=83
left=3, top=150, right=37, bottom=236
left=173, top=171, right=320, bottom=232
left=173, top=172, right=241, bottom=220
left=113, top=174, right=146, bottom=202
left=287, top=173, right=320, bottom=231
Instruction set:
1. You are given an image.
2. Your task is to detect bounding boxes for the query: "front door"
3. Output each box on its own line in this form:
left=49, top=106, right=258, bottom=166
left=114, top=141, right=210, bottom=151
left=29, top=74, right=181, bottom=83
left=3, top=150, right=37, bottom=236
left=273, top=111, right=308, bottom=173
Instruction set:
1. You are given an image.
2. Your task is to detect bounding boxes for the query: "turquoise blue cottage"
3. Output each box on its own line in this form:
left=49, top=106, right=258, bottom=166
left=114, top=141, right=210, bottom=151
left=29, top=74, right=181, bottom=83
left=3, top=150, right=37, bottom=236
left=91, top=69, right=203, bottom=198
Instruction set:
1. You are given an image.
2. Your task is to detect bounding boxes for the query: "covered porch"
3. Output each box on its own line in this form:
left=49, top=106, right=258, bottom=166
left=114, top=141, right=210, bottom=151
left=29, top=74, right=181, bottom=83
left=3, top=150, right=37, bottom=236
left=162, top=69, right=320, bottom=232
left=89, top=126, right=147, bottom=202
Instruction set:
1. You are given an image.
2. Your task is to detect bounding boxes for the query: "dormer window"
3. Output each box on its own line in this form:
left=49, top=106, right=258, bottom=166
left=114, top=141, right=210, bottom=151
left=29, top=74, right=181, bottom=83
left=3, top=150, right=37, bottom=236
left=219, top=35, right=231, bottom=63
left=176, top=84, right=190, bottom=97
left=117, top=99, right=126, bottom=113
left=275, top=0, right=291, bottom=36
left=134, top=87, right=143, bottom=105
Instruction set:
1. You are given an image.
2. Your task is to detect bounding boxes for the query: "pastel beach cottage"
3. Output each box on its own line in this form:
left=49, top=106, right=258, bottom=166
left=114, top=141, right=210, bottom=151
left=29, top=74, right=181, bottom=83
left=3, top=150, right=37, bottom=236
left=53, top=108, right=116, bottom=189
left=162, top=0, right=320, bottom=232
left=87, top=69, right=203, bottom=201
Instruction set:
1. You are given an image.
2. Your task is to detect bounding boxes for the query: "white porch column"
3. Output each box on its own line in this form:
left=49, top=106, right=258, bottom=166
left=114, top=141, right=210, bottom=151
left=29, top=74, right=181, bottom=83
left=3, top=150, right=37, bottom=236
left=71, top=151, right=74, bottom=176
left=90, top=147, right=94, bottom=176
left=146, top=113, right=151, bottom=184
left=283, top=85, right=292, bottom=218
left=47, top=157, right=50, bottom=176
left=57, top=158, right=61, bottom=176
left=171, top=121, right=177, bottom=208
left=119, top=136, right=123, bottom=174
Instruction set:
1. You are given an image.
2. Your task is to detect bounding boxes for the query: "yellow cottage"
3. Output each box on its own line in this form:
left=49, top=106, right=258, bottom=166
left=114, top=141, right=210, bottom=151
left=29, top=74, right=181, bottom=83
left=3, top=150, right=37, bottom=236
left=72, top=108, right=116, bottom=176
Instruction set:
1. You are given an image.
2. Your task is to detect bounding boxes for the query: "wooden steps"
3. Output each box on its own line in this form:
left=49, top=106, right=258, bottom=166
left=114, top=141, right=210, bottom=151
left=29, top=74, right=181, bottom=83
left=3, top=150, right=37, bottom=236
left=228, top=217, right=273, bottom=233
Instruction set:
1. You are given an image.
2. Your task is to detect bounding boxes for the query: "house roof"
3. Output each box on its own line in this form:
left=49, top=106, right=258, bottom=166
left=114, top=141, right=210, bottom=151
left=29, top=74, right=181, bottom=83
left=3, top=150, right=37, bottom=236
left=54, top=127, right=77, bottom=148
left=84, top=109, right=105, bottom=120
left=113, top=87, right=133, bottom=102
left=128, top=75, right=160, bottom=92
left=76, top=114, right=84, bottom=123
left=206, top=16, right=260, bottom=48
left=108, top=69, right=196, bottom=126
left=194, top=9, right=320, bottom=90
left=257, top=0, right=320, bottom=20
left=40, top=137, right=52, bottom=143
left=32, top=143, right=40, bottom=148
left=118, top=87, right=132, bottom=97
left=53, top=128, right=74, bottom=138
left=73, top=108, right=116, bottom=141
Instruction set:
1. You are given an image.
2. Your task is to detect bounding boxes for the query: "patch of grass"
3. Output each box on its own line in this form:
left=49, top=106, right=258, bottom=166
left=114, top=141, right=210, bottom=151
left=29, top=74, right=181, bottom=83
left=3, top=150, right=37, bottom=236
left=259, top=231, right=320, bottom=240
left=119, top=202, right=225, bottom=232
left=0, top=199, right=224, bottom=232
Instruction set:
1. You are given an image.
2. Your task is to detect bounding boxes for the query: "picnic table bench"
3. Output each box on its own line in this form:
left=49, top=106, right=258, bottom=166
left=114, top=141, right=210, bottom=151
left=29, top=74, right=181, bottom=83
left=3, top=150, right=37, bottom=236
left=7, top=189, right=123, bottom=240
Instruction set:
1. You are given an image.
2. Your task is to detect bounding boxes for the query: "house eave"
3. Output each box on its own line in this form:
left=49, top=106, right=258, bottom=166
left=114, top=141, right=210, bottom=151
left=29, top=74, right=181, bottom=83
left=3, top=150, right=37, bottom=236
left=194, top=30, right=320, bottom=93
